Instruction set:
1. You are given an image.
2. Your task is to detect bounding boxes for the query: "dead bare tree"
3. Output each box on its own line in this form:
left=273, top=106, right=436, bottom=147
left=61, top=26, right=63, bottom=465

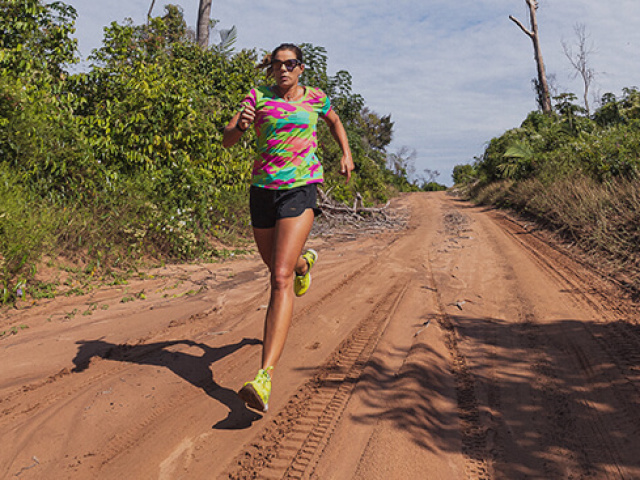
left=510, top=0, right=552, bottom=114
left=386, top=146, right=417, bottom=180
left=423, top=168, right=440, bottom=183
left=562, top=23, right=596, bottom=115
left=197, top=0, right=212, bottom=48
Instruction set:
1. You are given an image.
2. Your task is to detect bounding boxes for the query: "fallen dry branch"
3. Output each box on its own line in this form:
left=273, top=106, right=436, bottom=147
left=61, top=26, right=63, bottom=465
left=312, top=187, right=408, bottom=237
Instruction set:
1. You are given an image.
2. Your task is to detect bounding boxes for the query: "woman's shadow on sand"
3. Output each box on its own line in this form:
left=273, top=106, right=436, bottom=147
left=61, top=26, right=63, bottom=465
left=72, top=337, right=262, bottom=429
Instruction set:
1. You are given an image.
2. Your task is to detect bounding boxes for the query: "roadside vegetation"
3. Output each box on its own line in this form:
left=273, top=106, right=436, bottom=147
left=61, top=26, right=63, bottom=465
left=0, top=1, right=437, bottom=306
left=453, top=89, right=640, bottom=294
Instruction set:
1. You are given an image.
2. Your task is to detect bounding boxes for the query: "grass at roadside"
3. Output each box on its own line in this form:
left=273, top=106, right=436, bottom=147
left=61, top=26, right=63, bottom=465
left=465, top=174, right=640, bottom=295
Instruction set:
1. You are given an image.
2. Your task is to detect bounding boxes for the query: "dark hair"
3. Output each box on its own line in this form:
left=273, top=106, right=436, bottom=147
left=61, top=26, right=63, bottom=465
left=272, top=43, right=303, bottom=63
left=258, top=43, right=303, bottom=78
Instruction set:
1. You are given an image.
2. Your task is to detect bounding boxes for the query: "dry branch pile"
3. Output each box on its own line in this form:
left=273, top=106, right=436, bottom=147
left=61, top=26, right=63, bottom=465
left=311, top=187, right=409, bottom=238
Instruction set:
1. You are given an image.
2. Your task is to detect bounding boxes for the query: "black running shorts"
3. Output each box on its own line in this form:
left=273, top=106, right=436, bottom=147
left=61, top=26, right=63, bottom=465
left=250, top=184, right=321, bottom=229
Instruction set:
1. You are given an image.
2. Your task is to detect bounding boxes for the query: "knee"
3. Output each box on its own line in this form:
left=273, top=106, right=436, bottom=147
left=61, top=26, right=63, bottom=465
left=270, top=267, right=293, bottom=291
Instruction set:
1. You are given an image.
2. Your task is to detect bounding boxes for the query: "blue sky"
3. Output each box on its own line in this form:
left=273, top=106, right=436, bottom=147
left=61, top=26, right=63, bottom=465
left=66, top=0, right=640, bottom=185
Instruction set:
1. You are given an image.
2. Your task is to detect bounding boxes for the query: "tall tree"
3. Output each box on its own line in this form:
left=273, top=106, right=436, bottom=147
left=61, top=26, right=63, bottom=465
left=562, top=23, right=595, bottom=115
left=510, top=0, right=552, bottom=113
left=358, top=107, right=394, bottom=152
left=197, top=0, right=212, bottom=48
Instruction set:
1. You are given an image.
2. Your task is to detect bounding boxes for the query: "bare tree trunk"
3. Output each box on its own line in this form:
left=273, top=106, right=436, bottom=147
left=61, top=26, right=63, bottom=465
left=147, top=0, right=156, bottom=24
left=510, top=0, right=552, bottom=114
left=197, top=0, right=212, bottom=48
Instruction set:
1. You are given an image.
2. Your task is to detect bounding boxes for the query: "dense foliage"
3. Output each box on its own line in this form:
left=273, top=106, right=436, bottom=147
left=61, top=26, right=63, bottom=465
left=0, top=1, right=413, bottom=304
left=459, top=89, right=640, bottom=185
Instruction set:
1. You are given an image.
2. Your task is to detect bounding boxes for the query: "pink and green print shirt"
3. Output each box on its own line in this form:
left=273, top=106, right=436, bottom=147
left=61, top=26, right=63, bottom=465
left=241, top=86, right=332, bottom=189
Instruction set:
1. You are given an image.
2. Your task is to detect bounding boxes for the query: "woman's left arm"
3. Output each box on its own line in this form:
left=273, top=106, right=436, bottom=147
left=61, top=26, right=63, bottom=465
left=323, top=109, right=354, bottom=183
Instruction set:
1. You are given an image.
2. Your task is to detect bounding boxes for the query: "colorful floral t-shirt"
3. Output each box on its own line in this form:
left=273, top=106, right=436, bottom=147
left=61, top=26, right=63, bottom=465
left=241, top=86, right=332, bottom=190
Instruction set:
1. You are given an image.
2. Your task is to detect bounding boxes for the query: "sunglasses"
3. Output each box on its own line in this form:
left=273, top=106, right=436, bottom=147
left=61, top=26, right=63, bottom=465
left=271, top=59, right=302, bottom=72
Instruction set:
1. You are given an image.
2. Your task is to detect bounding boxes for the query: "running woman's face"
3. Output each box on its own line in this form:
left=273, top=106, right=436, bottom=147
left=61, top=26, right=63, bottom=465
left=272, top=49, right=303, bottom=89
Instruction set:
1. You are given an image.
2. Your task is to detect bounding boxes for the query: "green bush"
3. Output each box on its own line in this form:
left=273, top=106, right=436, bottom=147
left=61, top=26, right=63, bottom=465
left=0, top=0, right=78, bottom=84
left=0, top=165, right=57, bottom=303
left=0, top=76, right=101, bottom=200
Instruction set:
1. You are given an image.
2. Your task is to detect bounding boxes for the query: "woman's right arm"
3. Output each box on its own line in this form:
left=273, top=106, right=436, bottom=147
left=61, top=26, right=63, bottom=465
left=222, top=104, right=255, bottom=148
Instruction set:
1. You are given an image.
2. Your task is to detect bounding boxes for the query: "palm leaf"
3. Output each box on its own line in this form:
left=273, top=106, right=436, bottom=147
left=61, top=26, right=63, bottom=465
left=215, top=25, right=237, bottom=57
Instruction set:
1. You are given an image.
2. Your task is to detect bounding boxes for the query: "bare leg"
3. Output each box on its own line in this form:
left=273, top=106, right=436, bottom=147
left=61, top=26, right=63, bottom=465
left=252, top=209, right=315, bottom=371
left=254, top=228, right=310, bottom=276
left=294, top=254, right=309, bottom=276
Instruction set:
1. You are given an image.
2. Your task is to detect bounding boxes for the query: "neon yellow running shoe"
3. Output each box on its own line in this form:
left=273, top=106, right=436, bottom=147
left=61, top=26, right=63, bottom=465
left=294, top=249, right=318, bottom=297
left=238, top=367, right=273, bottom=412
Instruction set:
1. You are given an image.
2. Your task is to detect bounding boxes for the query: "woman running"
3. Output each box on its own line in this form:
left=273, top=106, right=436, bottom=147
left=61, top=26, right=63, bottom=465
left=222, top=43, right=354, bottom=413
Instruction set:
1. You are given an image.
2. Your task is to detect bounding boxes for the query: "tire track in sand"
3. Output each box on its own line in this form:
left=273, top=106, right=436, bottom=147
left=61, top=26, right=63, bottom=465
left=494, top=211, right=640, bottom=435
left=428, top=205, right=492, bottom=480
left=223, top=280, right=410, bottom=480
left=454, top=201, right=640, bottom=478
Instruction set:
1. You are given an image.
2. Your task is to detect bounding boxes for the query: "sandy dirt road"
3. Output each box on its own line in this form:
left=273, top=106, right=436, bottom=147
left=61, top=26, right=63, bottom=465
left=1, top=192, right=640, bottom=480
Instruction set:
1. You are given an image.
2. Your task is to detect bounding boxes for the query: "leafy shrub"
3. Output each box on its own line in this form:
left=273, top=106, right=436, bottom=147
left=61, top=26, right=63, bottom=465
left=0, top=0, right=78, bottom=84
left=452, top=164, right=477, bottom=185
left=0, top=76, right=101, bottom=200
left=0, top=165, right=56, bottom=303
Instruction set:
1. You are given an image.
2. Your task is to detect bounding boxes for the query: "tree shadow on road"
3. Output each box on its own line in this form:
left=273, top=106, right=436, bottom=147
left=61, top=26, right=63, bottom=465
left=72, top=337, right=262, bottom=430
left=350, top=315, right=640, bottom=478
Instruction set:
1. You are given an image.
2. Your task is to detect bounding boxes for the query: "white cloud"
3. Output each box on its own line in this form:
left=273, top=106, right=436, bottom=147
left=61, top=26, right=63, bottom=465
left=66, top=0, right=640, bottom=185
